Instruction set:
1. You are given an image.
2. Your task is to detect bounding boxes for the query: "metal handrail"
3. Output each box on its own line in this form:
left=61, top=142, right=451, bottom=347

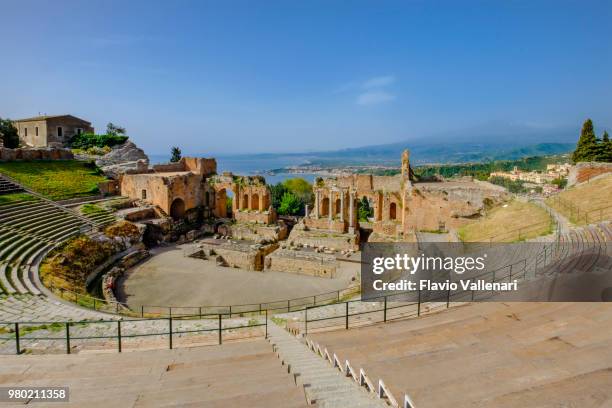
left=48, top=282, right=358, bottom=318
left=0, top=311, right=269, bottom=355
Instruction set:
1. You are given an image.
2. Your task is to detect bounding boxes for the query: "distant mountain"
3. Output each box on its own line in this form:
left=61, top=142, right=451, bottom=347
left=171, top=123, right=580, bottom=171
left=273, top=123, right=578, bottom=166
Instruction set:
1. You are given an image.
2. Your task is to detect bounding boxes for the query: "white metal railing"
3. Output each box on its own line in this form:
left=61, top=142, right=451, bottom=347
left=304, top=337, right=416, bottom=407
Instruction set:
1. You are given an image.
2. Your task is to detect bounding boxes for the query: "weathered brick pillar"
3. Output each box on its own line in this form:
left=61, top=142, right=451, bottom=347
left=349, top=192, right=354, bottom=228
left=305, top=204, right=309, bottom=217
left=340, top=191, right=344, bottom=222
left=328, top=191, right=333, bottom=221
left=259, top=194, right=264, bottom=212
left=315, top=191, right=320, bottom=218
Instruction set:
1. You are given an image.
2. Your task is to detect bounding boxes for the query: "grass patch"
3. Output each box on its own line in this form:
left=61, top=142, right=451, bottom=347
left=458, top=200, right=553, bottom=242
left=545, top=175, right=612, bottom=225
left=80, top=203, right=105, bottom=215
left=0, top=160, right=108, bottom=201
left=0, top=192, right=36, bottom=205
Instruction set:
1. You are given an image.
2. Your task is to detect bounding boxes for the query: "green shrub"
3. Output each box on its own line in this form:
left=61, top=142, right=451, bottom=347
left=278, top=192, right=301, bottom=215
left=70, top=133, right=128, bottom=149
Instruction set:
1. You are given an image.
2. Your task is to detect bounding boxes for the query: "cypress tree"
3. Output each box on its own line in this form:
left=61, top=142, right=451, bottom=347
left=572, top=119, right=599, bottom=162
left=598, top=131, right=612, bottom=162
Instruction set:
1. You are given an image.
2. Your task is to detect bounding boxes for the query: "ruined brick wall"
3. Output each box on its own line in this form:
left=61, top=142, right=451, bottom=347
left=373, top=221, right=400, bottom=236
left=152, top=162, right=185, bottom=173
left=234, top=210, right=277, bottom=224
left=265, top=249, right=337, bottom=278
left=403, top=182, right=508, bottom=232
left=288, top=227, right=359, bottom=251
left=120, top=174, right=172, bottom=213
left=227, top=223, right=287, bottom=242
left=568, top=162, right=612, bottom=186
left=200, top=240, right=279, bottom=265
left=371, top=175, right=402, bottom=191
left=182, top=157, right=217, bottom=176
left=197, top=242, right=263, bottom=271
left=304, top=217, right=347, bottom=233
left=98, top=180, right=120, bottom=196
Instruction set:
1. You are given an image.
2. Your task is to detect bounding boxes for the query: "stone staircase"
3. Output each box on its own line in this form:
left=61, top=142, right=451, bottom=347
left=267, top=322, right=389, bottom=408
left=0, top=175, right=23, bottom=195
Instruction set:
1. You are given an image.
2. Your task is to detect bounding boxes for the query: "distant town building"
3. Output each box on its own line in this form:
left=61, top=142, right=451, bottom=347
left=490, top=163, right=573, bottom=186
left=13, top=115, right=94, bottom=147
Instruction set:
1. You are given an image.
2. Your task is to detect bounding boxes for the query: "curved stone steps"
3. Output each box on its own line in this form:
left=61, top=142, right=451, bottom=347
left=0, top=263, right=15, bottom=295
left=0, top=204, right=62, bottom=224
left=10, top=213, right=74, bottom=233
left=0, top=201, right=49, bottom=216
left=4, top=209, right=74, bottom=229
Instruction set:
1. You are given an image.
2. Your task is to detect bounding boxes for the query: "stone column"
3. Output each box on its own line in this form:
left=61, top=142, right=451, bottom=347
left=259, top=194, right=264, bottom=212
left=328, top=191, right=333, bottom=221
left=315, top=191, right=320, bottom=218
left=339, top=191, right=344, bottom=222
left=305, top=204, right=309, bottom=217
left=349, top=192, right=354, bottom=228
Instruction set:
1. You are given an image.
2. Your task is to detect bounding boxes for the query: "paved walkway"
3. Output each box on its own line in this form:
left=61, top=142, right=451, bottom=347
left=533, top=198, right=570, bottom=235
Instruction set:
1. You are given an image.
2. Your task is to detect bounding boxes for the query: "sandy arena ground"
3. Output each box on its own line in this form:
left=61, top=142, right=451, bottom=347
left=117, top=244, right=359, bottom=308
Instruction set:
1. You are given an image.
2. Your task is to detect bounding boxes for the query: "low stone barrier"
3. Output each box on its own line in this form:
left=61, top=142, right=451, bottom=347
left=265, top=248, right=337, bottom=278
left=567, top=162, right=612, bottom=186
left=0, top=147, right=73, bottom=161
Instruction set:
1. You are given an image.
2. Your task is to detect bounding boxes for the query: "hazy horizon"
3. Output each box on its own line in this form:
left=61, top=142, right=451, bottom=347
left=1, top=0, right=610, bottom=155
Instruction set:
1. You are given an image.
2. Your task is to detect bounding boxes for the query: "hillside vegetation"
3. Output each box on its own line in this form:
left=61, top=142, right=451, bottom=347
left=546, top=175, right=612, bottom=225
left=458, top=200, right=553, bottom=242
left=0, top=160, right=107, bottom=200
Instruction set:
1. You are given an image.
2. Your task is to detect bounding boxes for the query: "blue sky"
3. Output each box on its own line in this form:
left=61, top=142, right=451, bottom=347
left=1, top=0, right=610, bottom=155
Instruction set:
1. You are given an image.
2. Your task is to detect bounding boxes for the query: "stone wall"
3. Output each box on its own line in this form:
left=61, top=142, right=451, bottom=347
left=152, top=157, right=216, bottom=176
left=234, top=209, right=277, bottom=224
left=288, top=225, right=359, bottom=251
left=229, top=222, right=288, bottom=242
left=304, top=217, right=347, bottom=233
left=404, top=181, right=508, bottom=232
left=97, top=180, right=120, bottom=196
left=265, top=249, right=337, bottom=278
left=0, top=147, right=74, bottom=161
left=195, top=240, right=266, bottom=271
left=567, top=162, right=612, bottom=186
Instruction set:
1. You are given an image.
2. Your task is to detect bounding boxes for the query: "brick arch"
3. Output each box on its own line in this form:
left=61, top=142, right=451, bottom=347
left=170, top=197, right=185, bottom=220
left=252, top=193, right=260, bottom=211
left=389, top=202, right=397, bottom=220
left=321, top=197, right=330, bottom=216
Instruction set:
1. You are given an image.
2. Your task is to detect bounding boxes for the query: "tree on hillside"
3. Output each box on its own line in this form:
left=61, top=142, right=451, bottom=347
left=278, top=192, right=301, bottom=215
left=597, top=131, right=612, bottom=162
left=357, top=196, right=374, bottom=221
left=283, top=178, right=314, bottom=207
left=572, top=119, right=600, bottom=162
left=106, top=123, right=126, bottom=136
left=270, top=182, right=288, bottom=210
left=170, top=146, right=182, bottom=162
left=0, top=117, right=19, bottom=148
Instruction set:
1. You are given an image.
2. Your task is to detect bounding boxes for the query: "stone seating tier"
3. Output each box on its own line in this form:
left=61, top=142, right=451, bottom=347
left=0, top=339, right=311, bottom=407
